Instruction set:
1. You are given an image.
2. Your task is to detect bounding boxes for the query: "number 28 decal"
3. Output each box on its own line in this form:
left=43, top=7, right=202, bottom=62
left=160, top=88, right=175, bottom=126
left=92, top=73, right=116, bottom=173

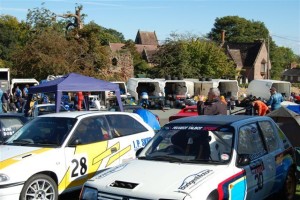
left=70, top=155, right=88, bottom=180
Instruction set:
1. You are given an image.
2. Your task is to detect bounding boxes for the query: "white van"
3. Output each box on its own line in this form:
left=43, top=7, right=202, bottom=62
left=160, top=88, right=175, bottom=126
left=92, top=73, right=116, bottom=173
left=247, top=79, right=291, bottom=100
left=127, top=78, right=164, bottom=107
left=104, top=81, right=128, bottom=108
left=191, top=79, right=239, bottom=99
left=10, top=78, right=39, bottom=96
left=159, top=79, right=194, bottom=108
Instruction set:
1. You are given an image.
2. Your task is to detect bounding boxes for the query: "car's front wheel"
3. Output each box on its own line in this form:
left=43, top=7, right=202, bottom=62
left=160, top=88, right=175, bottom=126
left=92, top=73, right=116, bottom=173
left=20, top=174, right=58, bottom=200
left=280, top=168, right=297, bottom=200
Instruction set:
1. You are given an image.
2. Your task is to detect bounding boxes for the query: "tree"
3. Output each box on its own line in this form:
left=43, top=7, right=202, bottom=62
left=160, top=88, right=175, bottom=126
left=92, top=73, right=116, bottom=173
left=270, top=47, right=298, bottom=79
left=151, top=33, right=235, bottom=79
left=0, top=15, right=28, bottom=71
left=26, top=3, right=57, bottom=31
left=207, top=16, right=269, bottom=43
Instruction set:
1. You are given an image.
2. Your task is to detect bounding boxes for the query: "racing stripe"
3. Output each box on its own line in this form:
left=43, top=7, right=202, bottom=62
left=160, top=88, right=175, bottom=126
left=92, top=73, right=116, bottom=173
left=218, top=170, right=246, bottom=200
left=0, top=148, right=51, bottom=170
left=58, top=141, right=132, bottom=193
left=106, top=145, right=131, bottom=167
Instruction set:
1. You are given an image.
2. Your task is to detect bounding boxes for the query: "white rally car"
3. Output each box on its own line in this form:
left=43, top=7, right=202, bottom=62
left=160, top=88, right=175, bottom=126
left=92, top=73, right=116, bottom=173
left=80, top=115, right=297, bottom=200
left=0, top=111, right=155, bottom=200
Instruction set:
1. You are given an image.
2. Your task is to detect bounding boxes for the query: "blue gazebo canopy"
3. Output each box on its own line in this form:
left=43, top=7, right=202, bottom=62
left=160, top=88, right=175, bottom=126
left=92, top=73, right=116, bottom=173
left=28, top=73, right=123, bottom=112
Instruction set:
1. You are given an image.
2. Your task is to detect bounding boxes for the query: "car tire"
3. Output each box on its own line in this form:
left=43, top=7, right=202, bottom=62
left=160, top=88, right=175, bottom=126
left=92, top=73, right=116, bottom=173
left=20, top=174, right=58, bottom=200
left=279, top=167, right=296, bottom=200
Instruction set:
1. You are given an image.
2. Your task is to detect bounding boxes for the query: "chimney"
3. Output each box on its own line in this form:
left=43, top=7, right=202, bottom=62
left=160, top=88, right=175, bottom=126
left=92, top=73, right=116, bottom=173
left=221, top=30, right=225, bottom=44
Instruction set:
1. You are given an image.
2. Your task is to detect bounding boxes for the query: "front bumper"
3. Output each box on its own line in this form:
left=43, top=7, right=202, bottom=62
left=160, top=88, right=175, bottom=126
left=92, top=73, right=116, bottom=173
left=0, top=182, right=24, bottom=200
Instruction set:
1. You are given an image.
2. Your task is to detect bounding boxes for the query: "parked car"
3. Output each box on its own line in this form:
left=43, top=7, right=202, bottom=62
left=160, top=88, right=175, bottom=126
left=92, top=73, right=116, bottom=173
left=24, top=103, right=69, bottom=118
left=109, top=104, right=160, bottom=127
left=0, top=113, right=29, bottom=143
left=80, top=115, right=297, bottom=200
left=0, top=111, right=155, bottom=199
left=169, top=105, right=198, bottom=121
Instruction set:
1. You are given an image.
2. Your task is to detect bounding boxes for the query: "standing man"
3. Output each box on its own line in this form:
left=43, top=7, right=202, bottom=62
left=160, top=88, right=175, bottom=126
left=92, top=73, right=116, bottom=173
left=23, top=84, right=29, bottom=98
left=266, top=87, right=283, bottom=111
left=1, top=89, right=9, bottom=113
left=197, top=88, right=227, bottom=115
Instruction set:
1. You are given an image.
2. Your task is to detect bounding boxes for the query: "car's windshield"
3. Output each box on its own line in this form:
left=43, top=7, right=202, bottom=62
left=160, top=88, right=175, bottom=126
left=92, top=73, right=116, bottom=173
left=140, top=123, right=234, bottom=164
left=4, top=117, right=77, bottom=147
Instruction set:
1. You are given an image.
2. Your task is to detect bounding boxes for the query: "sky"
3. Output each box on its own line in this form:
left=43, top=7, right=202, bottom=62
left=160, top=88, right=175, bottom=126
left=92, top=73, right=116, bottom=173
left=0, top=0, right=300, bottom=55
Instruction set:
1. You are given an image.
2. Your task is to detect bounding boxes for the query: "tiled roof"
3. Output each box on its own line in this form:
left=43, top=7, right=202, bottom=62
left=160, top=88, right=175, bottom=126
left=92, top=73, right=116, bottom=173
left=135, top=44, right=158, bottom=53
left=135, top=30, right=158, bottom=45
left=224, top=42, right=263, bottom=67
left=227, top=49, right=243, bottom=67
left=109, top=43, right=125, bottom=52
left=282, top=68, right=300, bottom=76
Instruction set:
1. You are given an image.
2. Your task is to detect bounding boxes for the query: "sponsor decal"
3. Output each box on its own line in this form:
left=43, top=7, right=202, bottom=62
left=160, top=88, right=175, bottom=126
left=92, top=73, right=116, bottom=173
left=133, top=137, right=152, bottom=149
left=178, top=169, right=213, bottom=190
left=218, top=170, right=246, bottom=200
left=250, top=159, right=265, bottom=174
left=93, top=163, right=129, bottom=180
left=1, top=127, right=14, bottom=137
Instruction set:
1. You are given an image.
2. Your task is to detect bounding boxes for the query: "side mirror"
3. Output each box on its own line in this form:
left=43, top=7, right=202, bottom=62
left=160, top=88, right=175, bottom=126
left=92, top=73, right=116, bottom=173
left=68, top=138, right=82, bottom=147
left=237, top=154, right=250, bottom=166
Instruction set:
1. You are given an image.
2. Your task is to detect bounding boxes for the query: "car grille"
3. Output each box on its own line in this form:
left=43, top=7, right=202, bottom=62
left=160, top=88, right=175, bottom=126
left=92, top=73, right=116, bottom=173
left=97, top=191, right=152, bottom=200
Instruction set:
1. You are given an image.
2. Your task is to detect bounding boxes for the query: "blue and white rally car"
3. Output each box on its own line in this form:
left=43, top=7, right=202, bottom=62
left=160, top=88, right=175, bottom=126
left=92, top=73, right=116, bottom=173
left=80, top=115, right=297, bottom=200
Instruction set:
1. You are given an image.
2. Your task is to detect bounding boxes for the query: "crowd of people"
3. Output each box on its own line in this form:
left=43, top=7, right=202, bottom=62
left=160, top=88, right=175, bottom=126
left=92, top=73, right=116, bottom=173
left=195, top=86, right=292, bottom=116
left=0, top=84, right=30, bottom=114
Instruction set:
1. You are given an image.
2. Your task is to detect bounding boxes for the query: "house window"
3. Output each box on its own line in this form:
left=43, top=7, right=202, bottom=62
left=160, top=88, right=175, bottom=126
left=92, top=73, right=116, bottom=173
left=261, top=60, right=266, bottom=73
left=285, top=76, right=288, bottom=81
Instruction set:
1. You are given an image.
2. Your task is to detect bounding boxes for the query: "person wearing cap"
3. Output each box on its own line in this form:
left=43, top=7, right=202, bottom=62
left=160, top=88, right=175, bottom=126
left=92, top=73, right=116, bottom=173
left=266, top=87, right=283, bottom=111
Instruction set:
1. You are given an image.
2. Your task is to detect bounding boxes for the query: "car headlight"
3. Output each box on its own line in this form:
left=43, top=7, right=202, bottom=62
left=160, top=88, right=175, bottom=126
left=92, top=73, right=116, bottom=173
left=0, top=173, right=9, bottom=182
left=80, top=186, right=98, bottom=200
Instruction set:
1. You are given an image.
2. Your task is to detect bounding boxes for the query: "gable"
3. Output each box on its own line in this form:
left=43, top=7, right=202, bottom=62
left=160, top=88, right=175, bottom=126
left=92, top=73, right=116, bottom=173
left=135, top=30, right=158, bottom=45
left=224, top=41, right=263, bottom=67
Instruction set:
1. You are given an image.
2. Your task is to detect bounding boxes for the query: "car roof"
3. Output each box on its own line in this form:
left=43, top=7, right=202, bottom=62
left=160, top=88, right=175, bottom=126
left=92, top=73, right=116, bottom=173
left=0, top=113, right=29, bottom=122
left=37, top=110, right=137, bottom=119
left=169, top=115, right=270, bottom=126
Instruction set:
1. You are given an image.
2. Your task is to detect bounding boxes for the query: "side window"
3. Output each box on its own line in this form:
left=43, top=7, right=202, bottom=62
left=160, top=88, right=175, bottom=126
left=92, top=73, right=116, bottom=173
left=71, top=118, right=106, bottom=145
left=94, top=116, right=111, bottom=140
left=106, top=114, right=148, bottom=137
left=238, top=123, right=267, bottom=161
left=258, top=121, right=279, bottom=152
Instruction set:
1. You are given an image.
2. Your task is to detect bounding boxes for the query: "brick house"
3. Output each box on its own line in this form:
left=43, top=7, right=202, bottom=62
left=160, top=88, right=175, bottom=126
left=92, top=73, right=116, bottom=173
left=282, top=62, right=300, bottom=83
left=109, top=30, right=159, bottom=79
left=223, top=40, right=271, bottom=83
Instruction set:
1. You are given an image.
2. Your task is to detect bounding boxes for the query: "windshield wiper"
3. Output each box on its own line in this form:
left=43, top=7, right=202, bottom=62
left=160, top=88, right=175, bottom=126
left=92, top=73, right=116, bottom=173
left=148, top=155, right=183, bottom=162
left=185, top=159, right=223, bottom=164
left=12, top=139, right=33, bottom=145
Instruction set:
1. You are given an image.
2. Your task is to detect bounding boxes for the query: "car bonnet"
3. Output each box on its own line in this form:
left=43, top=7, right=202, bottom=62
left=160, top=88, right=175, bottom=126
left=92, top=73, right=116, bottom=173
left=0, top=145, right=46, bottom=163
left=86, top=159, right=228, bottom=197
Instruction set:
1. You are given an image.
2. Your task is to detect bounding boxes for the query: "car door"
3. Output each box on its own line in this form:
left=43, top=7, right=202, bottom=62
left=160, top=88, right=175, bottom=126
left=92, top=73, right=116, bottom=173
left=105, top=114, right=153, bottom=164
left=237, top=122, right=274, bottom=200
left=258, top=120, right=291, bottom=194
left=63, top=116, right=115, bottom=191
left=63, top=114, right=153, bottom=192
